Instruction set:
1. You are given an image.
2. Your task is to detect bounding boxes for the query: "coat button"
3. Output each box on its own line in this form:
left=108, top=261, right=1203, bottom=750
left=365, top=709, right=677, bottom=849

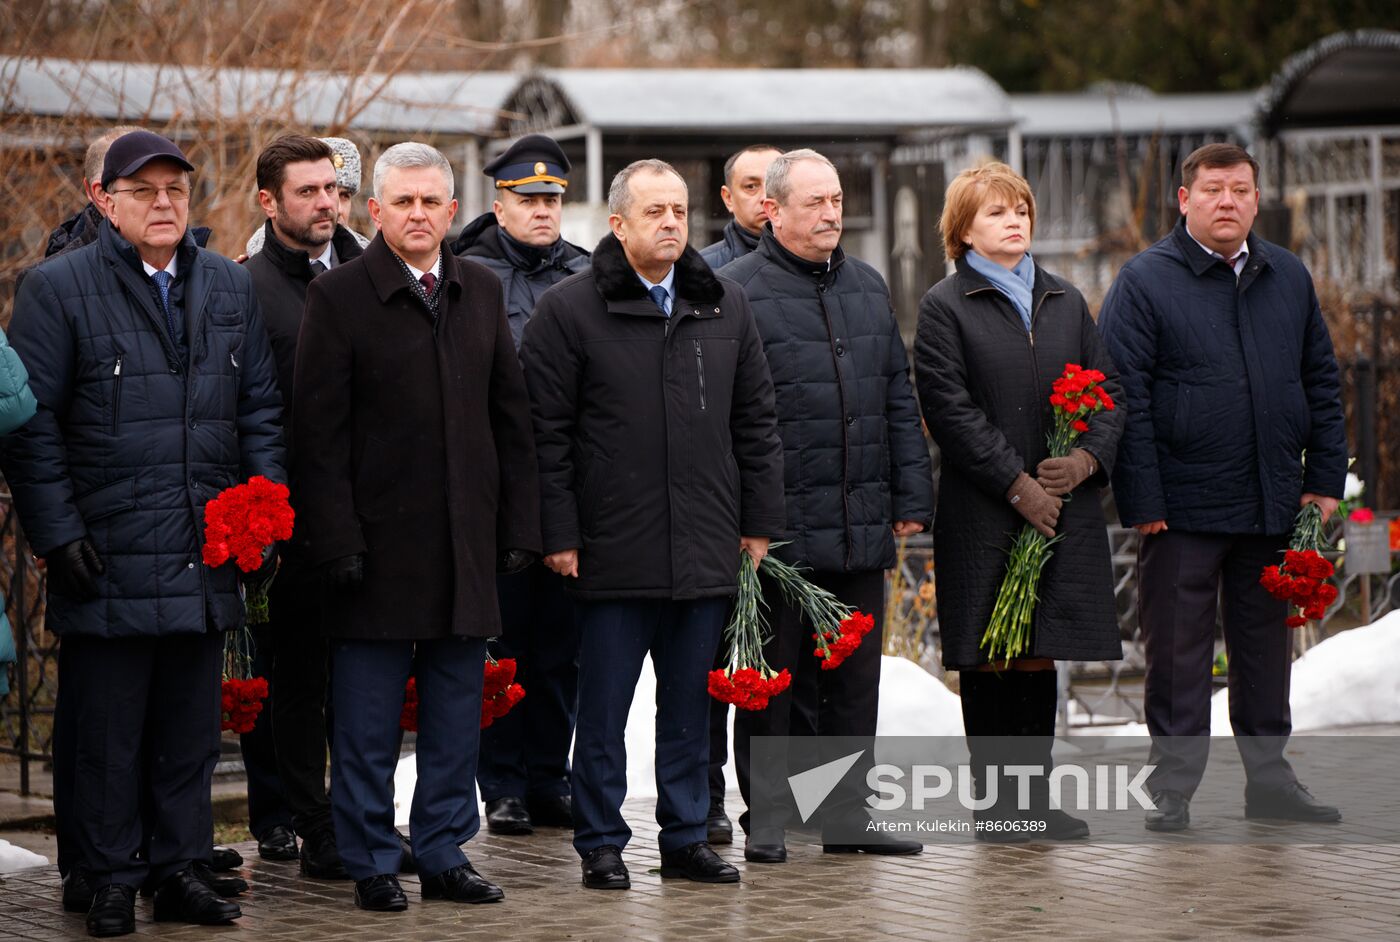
left=846, top=415, right=855, bottom=426
left=189, top=420, right=198, bottom=430
left=835, top=345, right=845, bottom=357
left=189, top=476, right=198, bottom=488
left=168, top=363, right=179, bottom=373
left=187, top=561, right=195, bottom=569
left=846, top=484, right=855, bottom=495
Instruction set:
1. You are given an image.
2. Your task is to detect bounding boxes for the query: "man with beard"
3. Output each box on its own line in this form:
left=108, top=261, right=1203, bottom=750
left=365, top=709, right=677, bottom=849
left=239, top=135, right=368, bottom=878
left=449, top=134, right=590, bottom=837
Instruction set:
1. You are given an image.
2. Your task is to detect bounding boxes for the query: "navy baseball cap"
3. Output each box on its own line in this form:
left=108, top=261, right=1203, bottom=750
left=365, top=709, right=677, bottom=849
left=101, top=130, right=195, bottom=188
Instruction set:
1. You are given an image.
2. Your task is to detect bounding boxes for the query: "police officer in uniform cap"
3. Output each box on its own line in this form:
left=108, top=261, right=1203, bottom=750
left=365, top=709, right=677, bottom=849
left=453, top=133, right=588, bottom=836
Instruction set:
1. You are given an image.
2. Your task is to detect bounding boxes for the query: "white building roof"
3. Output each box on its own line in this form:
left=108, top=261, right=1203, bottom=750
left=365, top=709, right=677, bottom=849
left=1010, top=89, right=1259, bottom=138
left=0, top=56, right=516, bottom=136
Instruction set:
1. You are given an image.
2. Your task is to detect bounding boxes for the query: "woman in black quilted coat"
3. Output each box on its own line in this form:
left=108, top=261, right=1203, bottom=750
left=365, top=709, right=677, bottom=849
left=914, top=163, right=1124, bottom=840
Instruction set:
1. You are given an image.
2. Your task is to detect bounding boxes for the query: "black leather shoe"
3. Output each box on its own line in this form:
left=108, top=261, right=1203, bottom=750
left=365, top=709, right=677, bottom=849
left=485, top=797, right=534, bottom=835
left=151, top=868, right=241, bottom=924
left=193, top=862, right=247, bottom=897
left=822, top=835, right=923, bottom=855
left=420, top=862, right=504, bottom=904
left=85, top=883, right=135, bottom=938
left=659, top=841, right=740, bottom=883
left=209, top=845, right=242, bottom=871
left=743, top=833, right=787, bottom=864
left=1145, top=790, right=1191, bottom=832
left=706, top=806, right=734, bottom=845
left=63, top=870, right=94, bottom=913
left=300, top=828, right=350, bottom=880
left=397, top=830, right=417, bottom=874
left=1245, top=781, right=1342, bottom=823
left=257, top=824, right=299, bottom=860
left=580, top=845, right=630, bottom=890
left=354, top=873, right=408, bottom=912
left=528, top=794, right=574, bottom=828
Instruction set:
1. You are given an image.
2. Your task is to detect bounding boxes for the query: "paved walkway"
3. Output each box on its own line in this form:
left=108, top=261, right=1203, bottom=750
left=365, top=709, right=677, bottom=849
left=3, top=794, right=1399, bottom=941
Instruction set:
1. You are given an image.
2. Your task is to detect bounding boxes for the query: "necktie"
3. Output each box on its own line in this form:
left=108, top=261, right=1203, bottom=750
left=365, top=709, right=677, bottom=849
left=310, top=260, right=327, bottom=276
left=648, top=285, right=670, bottom=317
left=150, top=270, right=178, bottom=343
left=420, top=272, right=437, bottom=296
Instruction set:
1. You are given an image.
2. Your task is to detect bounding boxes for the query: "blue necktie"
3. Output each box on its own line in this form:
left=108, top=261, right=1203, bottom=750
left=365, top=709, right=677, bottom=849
left=648, top=285, right=670, bottom=317
left=150, top=270, right=178, bottom=343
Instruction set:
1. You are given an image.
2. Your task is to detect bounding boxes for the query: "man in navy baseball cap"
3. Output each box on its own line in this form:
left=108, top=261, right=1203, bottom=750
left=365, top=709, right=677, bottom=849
left=100, top=130, right=194, bottom=189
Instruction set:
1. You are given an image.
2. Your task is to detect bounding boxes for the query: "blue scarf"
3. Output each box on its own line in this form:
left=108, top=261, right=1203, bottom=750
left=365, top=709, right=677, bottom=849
left=966, top=250, right=1036, bottom=332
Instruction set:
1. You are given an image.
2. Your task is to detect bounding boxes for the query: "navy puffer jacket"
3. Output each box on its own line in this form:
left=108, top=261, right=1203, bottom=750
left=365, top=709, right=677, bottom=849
left=721, top=230, right=933, bottom=572
left=2, top=221, right=285, bottom=637
left=1099, top=220, right=1347, bottom=534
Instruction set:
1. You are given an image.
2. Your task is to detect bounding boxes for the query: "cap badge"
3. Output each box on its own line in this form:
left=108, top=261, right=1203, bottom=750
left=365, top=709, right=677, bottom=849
left=534, top=161, right=547, bottom=175
left=333, top=154, right=345, bottom=169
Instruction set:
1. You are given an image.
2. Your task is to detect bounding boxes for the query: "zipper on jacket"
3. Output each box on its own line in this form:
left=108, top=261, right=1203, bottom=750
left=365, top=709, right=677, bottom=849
left=111, top=355, right=124, bottom=434
left=230, top=351, right=239, bottom=370
left=694, top=340, right=707, bottom=411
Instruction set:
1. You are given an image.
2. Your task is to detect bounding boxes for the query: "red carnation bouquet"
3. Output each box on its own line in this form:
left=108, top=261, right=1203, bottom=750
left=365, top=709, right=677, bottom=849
left=982, top=363, right=1115, bottom=663
left=202, top=475, right=295, bottom=624
left=1259, top=502, right=1338, bottom=628
left=709, top=546, right=871, bottom=710
left=221, top=623, right=267, bottom=734
left=708, top=551, right=792, bottom=710
left=399, top=653, right=527, bottom=733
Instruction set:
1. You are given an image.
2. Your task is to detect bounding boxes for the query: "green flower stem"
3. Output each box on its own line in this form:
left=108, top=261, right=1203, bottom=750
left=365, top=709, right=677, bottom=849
left=759, top=547, right=854, bottom=656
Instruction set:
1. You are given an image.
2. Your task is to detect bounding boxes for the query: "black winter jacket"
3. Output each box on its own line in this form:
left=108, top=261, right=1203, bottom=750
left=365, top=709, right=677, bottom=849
left=1099, top=220, right=1348, bottom=534
left=244, top=222, right=364, bottom=581
left=451, top=213, right=590, bottom=350
left=721, top=230, right=933, bottom=572
left=916, top=259, right=1124, bottom=668
left=519, top=234, right=785, bottom=600
left=2, top=221, right=285, bottom=638
left=700, top=220, right=760, bottom=271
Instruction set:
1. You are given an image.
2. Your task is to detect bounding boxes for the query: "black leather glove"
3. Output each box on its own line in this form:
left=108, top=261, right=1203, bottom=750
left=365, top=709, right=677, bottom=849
left=46, top=537, right=104, bottom=601
left=498, top=548, right=538, bottom=575
left=323, top=553, right=365, bottom=588
left=1006, top=472, right=1062, bottom=539
left=244, top=544, right=279, bottom=584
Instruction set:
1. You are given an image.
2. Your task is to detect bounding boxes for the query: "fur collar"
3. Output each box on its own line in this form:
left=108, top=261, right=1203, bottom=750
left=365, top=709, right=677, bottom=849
left=591, top=232, right=724, bottom=304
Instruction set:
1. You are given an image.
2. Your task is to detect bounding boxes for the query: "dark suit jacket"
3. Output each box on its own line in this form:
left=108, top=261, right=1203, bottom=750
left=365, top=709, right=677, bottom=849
left=292, top=233, right=540, bottom=640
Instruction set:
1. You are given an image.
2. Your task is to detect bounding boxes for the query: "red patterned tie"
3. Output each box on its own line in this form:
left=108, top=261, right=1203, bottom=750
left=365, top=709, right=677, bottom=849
left=420, top=272, right=436, bottom=295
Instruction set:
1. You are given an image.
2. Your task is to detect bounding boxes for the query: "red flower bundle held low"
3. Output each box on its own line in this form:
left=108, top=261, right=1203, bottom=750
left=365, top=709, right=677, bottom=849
left=981, top=363, right=1115, bottom=664
left=220, top=623, right=267, bottom=734
left=399, top=654, right=527, bottom=733
left=708, top=551, right=792, bottom=711
left=1259, top=503, right=1338, bottom=628
left=201, top=475, right=295, bottom=625
left=761, top=551, right=874, bottom=670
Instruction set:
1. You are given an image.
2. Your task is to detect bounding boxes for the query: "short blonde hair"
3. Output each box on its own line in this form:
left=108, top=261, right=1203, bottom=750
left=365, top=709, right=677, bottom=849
left=940, top=162, right=1036, bottom=260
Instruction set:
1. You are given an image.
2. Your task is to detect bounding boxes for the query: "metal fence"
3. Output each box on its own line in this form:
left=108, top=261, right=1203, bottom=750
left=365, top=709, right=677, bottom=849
left=0, top=494, right=54, bottom=795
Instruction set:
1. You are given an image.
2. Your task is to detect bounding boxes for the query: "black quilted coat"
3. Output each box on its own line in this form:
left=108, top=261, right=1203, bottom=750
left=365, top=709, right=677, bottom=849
left=3, top=221, right=286, bottom=638
left=915, top=258, right=1124, bottom=668
left=720, top=230, right=933, bottom=572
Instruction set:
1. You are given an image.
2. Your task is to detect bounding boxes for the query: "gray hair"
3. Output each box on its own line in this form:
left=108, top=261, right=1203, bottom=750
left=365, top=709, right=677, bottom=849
left=608, top=159, right=687, bottom=217
left=84, top=125, right=143, bottom=184
left=765, top=148, right=839, bottom=205
left=372, top=142, right=454, bottom=200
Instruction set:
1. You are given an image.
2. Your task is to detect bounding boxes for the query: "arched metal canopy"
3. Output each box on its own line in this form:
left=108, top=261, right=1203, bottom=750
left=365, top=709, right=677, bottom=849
left=1258, top=29, right=1400, bottom=136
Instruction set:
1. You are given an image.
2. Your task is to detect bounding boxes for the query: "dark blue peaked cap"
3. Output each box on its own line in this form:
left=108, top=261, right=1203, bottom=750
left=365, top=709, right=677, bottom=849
left=484, top=134, right=570, bottom=194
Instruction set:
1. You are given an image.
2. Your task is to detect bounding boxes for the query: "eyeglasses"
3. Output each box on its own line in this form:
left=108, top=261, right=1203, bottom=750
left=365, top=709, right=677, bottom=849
left=107, top=184, right=191, bottom=202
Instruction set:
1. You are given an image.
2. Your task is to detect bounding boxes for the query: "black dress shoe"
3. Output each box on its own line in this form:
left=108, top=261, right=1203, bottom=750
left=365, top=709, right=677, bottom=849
left=1145, top=790, right=1191, bottom=832
left=659, top=841, right=740, bottom=883
left=1245, top=781, right=1342, bottom=823
left=354, top=873, right=408, bottom=912
left=706, top=806, right=734, bottom=846
left=528, top=794, right=574, bottom=828
left=300, top=827, right=350, bottom=880
left=63, top=870, right=94, bottom=913
left=581, top=844, right=630, bottom=890
left=86, top=883, right=135, bottom=938
left=420, top=862, right=504, bottom=904
left=822, top=835, right=923, bottom=855
left=209, top=845, right=242, bottom=871
left=193, top=862, right=247, bottom=897
left=397, top=830, right=417, bottom=874
left=1034, top=808, right=1091, bottom=840
left=152, top=867, right=242, bottom=924
left=257, top=823, right=299, bottom=860
left=743, top=834, right=787, bottom=864
left=485, top=796, right=534, bottom=835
